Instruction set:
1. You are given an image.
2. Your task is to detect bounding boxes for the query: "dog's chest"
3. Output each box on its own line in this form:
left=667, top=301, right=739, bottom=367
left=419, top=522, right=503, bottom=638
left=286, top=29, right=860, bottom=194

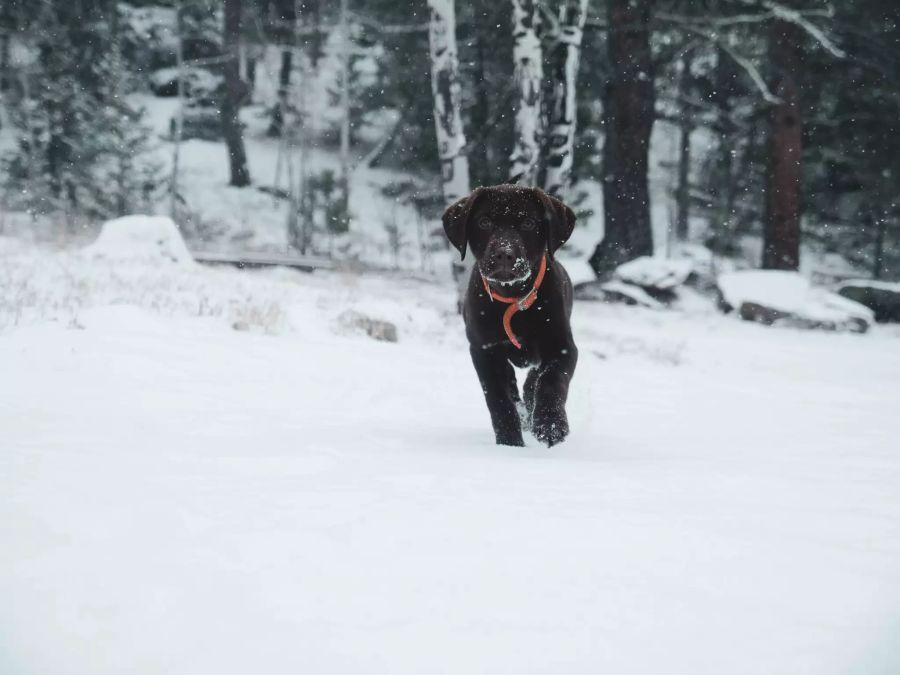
left=470, top=298, right=545, bottom=364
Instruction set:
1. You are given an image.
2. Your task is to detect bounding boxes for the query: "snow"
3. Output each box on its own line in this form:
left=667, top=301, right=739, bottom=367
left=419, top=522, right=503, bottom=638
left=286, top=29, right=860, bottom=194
left=83, top=215, right=194, bottom=265
left=718, top=270, right=875, bottom=326
left=615, top=255, right=693, bottom=290
left=2, top=241, right=900, bottom=674
left=837, top=279, right=900, bottom=293
left=149, top=67, right=223, bottom=96
left=599, top=279, right=665, bottom=309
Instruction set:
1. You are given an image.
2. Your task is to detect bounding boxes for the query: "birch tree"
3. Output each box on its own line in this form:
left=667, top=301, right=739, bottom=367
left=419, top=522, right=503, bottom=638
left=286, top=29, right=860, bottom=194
left=426, top=0, right=470, bottom=205
left=542, top=0, right=588, bottom=197
left=509, top=0, right=543, bottom=185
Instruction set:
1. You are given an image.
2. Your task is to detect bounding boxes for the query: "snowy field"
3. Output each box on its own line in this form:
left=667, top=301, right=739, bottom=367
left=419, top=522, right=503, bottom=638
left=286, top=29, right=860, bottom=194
left=2, top=229, right=900, bottom=674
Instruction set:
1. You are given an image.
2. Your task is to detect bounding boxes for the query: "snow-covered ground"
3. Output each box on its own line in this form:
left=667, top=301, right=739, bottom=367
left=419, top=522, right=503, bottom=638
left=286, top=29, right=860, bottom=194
left=2, top=230, right=900, bottom=674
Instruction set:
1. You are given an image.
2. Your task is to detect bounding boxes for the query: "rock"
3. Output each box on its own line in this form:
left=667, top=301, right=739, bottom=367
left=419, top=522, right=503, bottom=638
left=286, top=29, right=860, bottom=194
left=615, top=256, right=694, bottom=291
left=150, top=66, right=223, bottom=99
left=717, top=270, right=873, bottom=333
left=573, top=280, right=664, bottom=308
left=337, top=310, right=398, bottom=343
left=83, top=215, right=193, bottom=265
left=836, top=280, right=900, bottom=323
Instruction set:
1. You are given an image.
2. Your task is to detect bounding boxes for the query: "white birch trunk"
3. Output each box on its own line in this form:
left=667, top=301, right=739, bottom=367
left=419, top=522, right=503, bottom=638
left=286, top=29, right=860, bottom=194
left=426, top=0, right=470, bottom=205
left=543, top=0, right=587, bottom=197
left=509, top=0, right=543, bottom=185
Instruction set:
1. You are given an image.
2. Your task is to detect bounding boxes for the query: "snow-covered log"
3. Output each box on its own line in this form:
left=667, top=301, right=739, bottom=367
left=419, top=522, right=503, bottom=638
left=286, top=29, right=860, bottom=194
left=542, top=0, right=588, bottom=197
left=509, top=0, right=543, bottom=185
left=426, top=0, right=470, bottom=205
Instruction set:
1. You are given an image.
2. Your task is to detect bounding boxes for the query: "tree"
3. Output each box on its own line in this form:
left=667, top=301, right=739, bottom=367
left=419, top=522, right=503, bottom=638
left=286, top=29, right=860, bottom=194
left=762, top=17, right=802, bottom=270
left=221, top=0, right=251, bottom=187
left=3, top=0, right=161, bottom=223
left=589, top=0, right=655, bottom=277
left=426, top=0, right=470, bottom=205
left=264, top=0, right=296, bottom=138
left=542, top=0, right=588, bottom=197
left=509, top=0, right=543, bottom=184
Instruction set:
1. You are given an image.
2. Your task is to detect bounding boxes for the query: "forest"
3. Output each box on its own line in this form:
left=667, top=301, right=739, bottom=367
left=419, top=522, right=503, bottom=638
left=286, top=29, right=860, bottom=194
left=0, top=0, right=896, bottom=283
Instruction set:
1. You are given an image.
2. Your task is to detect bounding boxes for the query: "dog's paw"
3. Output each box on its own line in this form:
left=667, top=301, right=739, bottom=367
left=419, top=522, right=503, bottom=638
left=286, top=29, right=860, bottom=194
left=496, top=432, right=525, bottom=447
left=531, top=409, right=569, bottom=447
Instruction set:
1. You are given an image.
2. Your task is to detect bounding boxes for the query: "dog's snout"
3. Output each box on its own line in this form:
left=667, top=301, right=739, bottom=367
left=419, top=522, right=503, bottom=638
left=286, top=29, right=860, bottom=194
left=490, top=246, right=517, bottom=264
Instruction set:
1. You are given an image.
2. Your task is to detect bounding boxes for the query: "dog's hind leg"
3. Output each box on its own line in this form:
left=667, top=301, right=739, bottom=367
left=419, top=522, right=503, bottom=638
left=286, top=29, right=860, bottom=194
left=470, top=346, right=524, bottom=446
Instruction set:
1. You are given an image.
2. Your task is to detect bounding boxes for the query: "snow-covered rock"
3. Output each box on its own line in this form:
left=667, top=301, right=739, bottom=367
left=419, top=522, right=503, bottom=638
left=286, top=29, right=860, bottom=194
left=717, top=270, right=873, bottom=333
left=336, top=310, right=398, bottom=343
left=83, top=215, right=193, bottom=265
left=149, top=66, right=223, bottom=98
left=836, top=279, right=900, bottom=323
left=615, top=256, right=694, bottom=291
left=573, top=280, right=664, bottom=308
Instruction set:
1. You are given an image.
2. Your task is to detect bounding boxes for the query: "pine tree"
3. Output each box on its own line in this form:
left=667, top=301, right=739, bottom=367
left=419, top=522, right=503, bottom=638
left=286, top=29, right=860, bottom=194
left=3, top=1, right=161, bottom=223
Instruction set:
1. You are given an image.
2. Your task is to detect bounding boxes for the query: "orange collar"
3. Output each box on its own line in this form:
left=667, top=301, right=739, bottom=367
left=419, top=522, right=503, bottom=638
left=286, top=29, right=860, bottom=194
left=480, top=253, right=548, bottom=350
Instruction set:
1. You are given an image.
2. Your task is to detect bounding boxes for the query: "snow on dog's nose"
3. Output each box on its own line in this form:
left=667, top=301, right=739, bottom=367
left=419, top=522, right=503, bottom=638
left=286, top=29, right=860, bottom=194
left=482, top=236, right=531, bottom=285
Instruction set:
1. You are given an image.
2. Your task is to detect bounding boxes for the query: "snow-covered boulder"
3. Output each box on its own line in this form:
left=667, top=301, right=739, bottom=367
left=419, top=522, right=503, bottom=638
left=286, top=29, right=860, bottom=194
left=574, top=256, right=695, bottom=308
left=615, top=256, right=694, bottom=292
left=149, top=66, right=223, bottom=99
left=717, top=270, right=873, bottom=333
left=836, top=280, right=900, bottom=323
left=83, top=215, right=193, bottom=265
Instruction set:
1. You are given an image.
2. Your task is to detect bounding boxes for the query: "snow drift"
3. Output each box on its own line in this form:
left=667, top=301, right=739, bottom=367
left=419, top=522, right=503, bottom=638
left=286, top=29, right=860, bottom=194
left=83, top=215, right=194, bottom=265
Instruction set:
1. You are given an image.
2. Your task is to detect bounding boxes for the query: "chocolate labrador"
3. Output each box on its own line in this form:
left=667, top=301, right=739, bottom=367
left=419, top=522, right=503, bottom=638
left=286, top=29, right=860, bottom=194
left=443, top=184, right=578, bottom=447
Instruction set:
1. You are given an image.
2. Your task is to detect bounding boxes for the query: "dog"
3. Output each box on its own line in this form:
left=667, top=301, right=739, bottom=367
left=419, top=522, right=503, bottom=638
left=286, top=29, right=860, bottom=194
left=443, top=184, right=578, bottom=447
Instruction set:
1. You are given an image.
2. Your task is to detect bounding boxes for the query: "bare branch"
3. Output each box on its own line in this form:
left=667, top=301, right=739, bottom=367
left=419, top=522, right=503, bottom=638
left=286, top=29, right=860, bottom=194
left=719, top=39, right=780, bottom=104
left=661, top=21, right=781, bottom=104
left=760, top=0, right=845, bottom=58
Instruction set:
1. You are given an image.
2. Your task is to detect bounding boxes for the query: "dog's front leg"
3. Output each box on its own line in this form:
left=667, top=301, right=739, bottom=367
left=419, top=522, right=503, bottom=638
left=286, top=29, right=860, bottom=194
left=531, top=347, right=578, bottom=447
left=470, top=346, right=524, bottom=446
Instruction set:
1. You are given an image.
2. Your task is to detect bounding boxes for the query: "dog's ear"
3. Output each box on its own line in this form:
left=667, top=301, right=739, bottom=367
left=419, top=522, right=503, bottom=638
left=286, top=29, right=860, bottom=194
left=537, top=189, right=576, bottom=257
left=442, top=188, right=484, bottom=260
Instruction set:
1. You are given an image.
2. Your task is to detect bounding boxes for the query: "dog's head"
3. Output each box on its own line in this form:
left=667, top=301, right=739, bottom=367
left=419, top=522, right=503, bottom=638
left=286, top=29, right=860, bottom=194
left=442, top=184, right=576, bottom=285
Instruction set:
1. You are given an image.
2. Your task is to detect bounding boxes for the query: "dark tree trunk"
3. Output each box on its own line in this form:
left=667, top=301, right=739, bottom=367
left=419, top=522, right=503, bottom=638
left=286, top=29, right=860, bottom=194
left=675, top=124, right=691, bottom=241
left=267, top=0, right=300, bottom=137
left=267, top=48, right=292, bottom=137
left=708, top=46, right=740, bottom=254
left=763, top=18, right=802, bottom=271
left=872, top=209, right=886, bottom=280
left=469, top=32, right=490, bottom=188
left=222, top=0, right=250, bottom=187
left=589, top=0, right=655, bottom=278
left=675, top=56, right=692, bottom=241
left=0, top=32, right=10, bottom=94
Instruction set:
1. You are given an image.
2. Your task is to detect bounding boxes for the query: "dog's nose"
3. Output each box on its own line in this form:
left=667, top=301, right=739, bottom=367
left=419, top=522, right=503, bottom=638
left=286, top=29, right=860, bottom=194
left=490, top=246, right=517, bottom=265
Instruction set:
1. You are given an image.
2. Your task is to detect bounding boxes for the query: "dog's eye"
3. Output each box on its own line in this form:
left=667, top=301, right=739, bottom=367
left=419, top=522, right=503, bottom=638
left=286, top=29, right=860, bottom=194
left=521, top=217, right=537, bottom=231
left=477, top=216, right=492, bottom=230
